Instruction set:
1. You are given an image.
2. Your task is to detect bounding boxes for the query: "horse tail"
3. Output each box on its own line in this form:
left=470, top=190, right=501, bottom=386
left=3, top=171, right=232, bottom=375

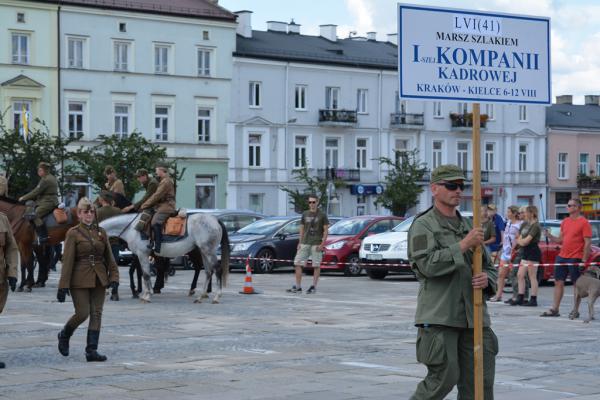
left=218, top=219, right=230, bottom=287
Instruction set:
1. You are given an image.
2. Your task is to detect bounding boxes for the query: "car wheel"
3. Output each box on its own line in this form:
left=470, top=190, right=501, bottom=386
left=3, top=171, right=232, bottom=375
left=367, top=268, right=388, bottom=280
left=343, top=254, right=362, bottom=277
left=254, top=248, right=275, bottom=274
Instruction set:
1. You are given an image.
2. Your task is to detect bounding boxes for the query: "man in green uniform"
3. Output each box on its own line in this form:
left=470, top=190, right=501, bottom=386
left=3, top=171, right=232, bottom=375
left=18, top=162, right=59, bottom=243
left=140, top=162, right=176, bottom=253
left=408, top=164, right=498, bottom=400
left=122, top=169, right=158, bottom=213
left=0, top=211, right=18, bottom=368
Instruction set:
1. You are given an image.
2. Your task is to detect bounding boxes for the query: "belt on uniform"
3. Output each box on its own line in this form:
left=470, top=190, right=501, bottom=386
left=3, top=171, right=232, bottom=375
left=76, top=255, right=102, bottom=265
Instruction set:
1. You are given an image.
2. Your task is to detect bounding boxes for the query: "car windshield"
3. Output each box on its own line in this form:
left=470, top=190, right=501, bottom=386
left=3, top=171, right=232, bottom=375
left=393, top=216, right=415, bottom=232
left=540, top=223, right=560, bottom=240
left=328, top=219, right=370, bottom=235
left=236, top=219, right=287, bottom=235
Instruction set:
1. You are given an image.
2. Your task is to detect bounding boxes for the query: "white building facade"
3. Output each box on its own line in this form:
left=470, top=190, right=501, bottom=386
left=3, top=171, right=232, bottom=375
left=58, top=0, right=237, bottom=208
left=228, top=13, right=547, bottom=217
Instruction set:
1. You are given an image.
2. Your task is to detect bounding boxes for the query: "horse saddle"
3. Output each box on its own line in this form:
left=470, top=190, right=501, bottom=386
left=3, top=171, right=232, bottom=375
left=163, top=216, right=187, bottom=238
left=43, top=208, right=73, bottom=229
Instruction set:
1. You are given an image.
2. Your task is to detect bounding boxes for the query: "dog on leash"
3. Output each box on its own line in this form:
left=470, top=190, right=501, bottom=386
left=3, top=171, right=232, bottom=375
left=570, top=265, right=600, bottom=323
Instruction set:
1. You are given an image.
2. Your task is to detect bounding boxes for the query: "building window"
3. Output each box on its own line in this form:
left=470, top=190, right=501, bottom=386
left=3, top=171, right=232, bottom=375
left=248, top=134, right=262, bottom=167
left=119, top=22, right=127, bottom=32
left=68, top=102, right=84, bottom=138
left=154, top=106, right=169, bottom=141
left=325, top=87, right=340, bottom=109
left=519, top=105, right=527, bottom=121
left=249, top=81, right=261, bottom=107
left=154, top=45, right=169, bottom=74
left=357, top=89, right=368, bottom=113
left=579, top=153, right=589, bottom=175
left=249, top=193, right=264, bottom=213
left=356, top=138, right=368, bottom=169
left=13, top=100, right=31, bottom=131
left=458, top=102, right=468, bottom=114
left=325, top=137, right=339, bottom=168
left=558, top=152, right=568, bottom=179
left=433, top=101, right=442, bottom=117
left=197, top=48, right=211, bottom=76
left=17, top=12, right=25, bottom=23
left=485, top=104, right=495, bottom=120
left=432, top=140, right=443, bottom=169
left=294, top=136, right=307, bottom=168
left=295, top=85, right=306, bottom=110
left=114, top=104, right=130, bottom=138
left=195, top=175, right=216, bottom=208
left=457, top=142, right=469, bottom=171
left=114, top=41, right=130, bottom=71
left=518, top=143, right=528, bottom=171
left=395, top=139, right=408, bottom=165
left=11, top=33, right=29, bottom=64
left=202, top=30, right=210, bottom=40
left=67, top=37, right=84, bottom=68
left=197, top=108, right=211, bottom=142
left=484, top=142, right=495, bottom=171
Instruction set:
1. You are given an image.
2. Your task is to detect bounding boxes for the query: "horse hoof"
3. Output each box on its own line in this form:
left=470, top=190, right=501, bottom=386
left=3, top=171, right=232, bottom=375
left=131, top=294, right=139, bottom=299
left=110, top=294, right=120, bottom=301
left=33, top=282, right=45, bottom=288
left=25, top=287, right=32, bottom=293
left=140, top=298, right=151, bottom=304
left=212, top=300, right=219, bottom=304
left=16, top=287, right=24, bottom=293
left=584, top=320, right=591, bottom=323
left=188, top=290, right=195, bottom=296
left=153, top=289, right=161, bottom=294
left=193, top=298, right=202, bottom=304
left=201, top=293, right=209, bottom=299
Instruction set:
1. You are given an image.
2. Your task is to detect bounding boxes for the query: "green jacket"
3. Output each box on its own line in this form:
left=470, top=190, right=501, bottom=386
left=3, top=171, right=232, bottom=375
left=96, top=205, right=122, bottom=223
left=134, top=177, right=158, bottom=211
left=408, top=207, right=497, bottom=328
left=21, top=173, right=59, bottom=209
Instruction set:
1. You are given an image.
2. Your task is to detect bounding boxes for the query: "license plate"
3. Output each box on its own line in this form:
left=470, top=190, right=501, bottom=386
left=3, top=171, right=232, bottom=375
left=366, top=253, right=383, bottom=260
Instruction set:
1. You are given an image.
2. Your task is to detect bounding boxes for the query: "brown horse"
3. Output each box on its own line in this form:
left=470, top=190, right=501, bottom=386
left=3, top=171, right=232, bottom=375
left=0, top=196, right=78, bottom=291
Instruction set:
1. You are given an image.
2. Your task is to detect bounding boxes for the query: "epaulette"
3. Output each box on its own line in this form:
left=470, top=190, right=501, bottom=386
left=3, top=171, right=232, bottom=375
left=413, top=206, right=434, bottom=222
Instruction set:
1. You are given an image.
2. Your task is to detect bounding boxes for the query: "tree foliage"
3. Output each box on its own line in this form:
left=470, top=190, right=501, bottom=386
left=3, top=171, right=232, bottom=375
left=374, top=149, right=428, bottom=216
left=0, top=114, right=80, bottom=198
left=280, top=165, right=344, bottom=213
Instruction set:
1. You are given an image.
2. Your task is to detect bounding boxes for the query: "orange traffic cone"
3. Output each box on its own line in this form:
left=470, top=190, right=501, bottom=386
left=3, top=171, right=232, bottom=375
left=240, top=257, right=261, bottom=294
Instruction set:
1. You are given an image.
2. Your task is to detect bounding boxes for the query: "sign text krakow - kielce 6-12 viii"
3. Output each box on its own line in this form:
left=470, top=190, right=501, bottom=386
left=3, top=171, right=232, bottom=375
left=398, top=4, right=551, bottom=400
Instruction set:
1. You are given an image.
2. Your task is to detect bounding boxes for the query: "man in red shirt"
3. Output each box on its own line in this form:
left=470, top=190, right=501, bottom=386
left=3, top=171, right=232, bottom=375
left=541, top=198, right=592, bottom=318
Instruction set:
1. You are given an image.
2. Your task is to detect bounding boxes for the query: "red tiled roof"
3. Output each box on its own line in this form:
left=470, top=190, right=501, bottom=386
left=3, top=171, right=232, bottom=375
left=36, top=0, right=236, bottom=21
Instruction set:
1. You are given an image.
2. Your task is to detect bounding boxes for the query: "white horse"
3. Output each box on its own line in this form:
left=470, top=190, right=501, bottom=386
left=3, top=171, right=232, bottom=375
left=100, top=213, right=229, bottom=303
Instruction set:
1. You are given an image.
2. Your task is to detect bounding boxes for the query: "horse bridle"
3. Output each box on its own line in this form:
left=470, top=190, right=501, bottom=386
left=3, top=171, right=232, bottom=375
left=117, top=212, right=141, bottom=238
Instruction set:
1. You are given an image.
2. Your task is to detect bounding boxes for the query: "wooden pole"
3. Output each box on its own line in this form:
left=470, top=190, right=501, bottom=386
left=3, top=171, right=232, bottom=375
left=471, top=103, right=484, bottom=400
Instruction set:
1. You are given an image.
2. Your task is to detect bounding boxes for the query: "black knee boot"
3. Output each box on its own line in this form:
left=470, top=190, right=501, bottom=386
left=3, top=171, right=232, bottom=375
left=36, top=224, right=49, bottom=244
left=58, top=324, right=75, bottom=356
left=152, top=224, right=163, bottom=253
left=85, top=330, right=107, bottom=362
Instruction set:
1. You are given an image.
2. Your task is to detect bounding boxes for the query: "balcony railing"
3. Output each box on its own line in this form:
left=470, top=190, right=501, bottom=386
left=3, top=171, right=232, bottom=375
left=317, top=168, right=360, bottom=182
left=390, top=112, right=424, bottom=127
left=318, top=109, right=357, bottom=126
left=419, top=170, right=489, bottom=183
left=449, top=113, right=488, bottom=129
left=577, top=176, right=600, bottom=190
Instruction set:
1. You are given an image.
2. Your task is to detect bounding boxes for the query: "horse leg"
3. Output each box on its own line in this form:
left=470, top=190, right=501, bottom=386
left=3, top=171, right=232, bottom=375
left=25, top=257, right=35, bottom=291
left=189, top=266, right=200, bottom=296
left=194, top=269, right=212, bottom=303
left=153, top=258, right=166, bottom=294
left=34, top=246, right=50, bottom=287
left=136, top=258, right=143, bottom=294
left=212, top=261, right=225, bottom=304
left=128, top=264, right=138, bottom=298
left=139, top=257, right=153, bottom=303
left=18, top=258, right=27, bottom=292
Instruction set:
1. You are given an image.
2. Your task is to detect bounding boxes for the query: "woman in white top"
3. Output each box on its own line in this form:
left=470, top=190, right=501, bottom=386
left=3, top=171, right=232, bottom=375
left=490, top=205, right=522, bottom=302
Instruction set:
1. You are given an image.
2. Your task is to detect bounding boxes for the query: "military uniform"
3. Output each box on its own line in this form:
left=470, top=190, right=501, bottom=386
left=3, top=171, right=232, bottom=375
left=408, top=165, right=498, bottom=400
left=105, top=179, right=125, bottom=196
left=140, top=171, right=175, bottom=253
left=0, top=212, right=18, bottom=368
left=20, top=171, right=59, bottom=226
left=133, top=176, right=158, bottom=212
left=57, top=222, right=119, bottom=361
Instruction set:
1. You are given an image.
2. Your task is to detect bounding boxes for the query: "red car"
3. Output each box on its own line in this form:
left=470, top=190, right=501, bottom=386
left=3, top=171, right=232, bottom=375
left=537, top=221, right=600, bottom=283
left=304, top=215, right=404, bottom=276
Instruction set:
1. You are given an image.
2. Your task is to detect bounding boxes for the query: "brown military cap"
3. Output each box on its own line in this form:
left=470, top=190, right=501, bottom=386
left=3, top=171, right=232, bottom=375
left=135, top=168, right=148, bottom=177
left=155, top=161, right=169, bottom=171
left=38, top=161, right=52, bottom=171
left=104, top=165, right=116, bottom=175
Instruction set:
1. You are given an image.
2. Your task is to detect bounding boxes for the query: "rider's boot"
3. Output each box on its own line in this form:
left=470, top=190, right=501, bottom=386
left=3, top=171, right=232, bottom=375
left=152, top=224, right=163, bottom=253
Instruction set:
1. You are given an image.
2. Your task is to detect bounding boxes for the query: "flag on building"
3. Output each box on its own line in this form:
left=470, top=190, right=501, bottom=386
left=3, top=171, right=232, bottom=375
left=20, top=103, right=29, bottom=143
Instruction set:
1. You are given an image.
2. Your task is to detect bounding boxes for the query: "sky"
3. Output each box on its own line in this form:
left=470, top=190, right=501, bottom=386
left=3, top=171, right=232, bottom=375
left=220, top=0, right=600, bottom=105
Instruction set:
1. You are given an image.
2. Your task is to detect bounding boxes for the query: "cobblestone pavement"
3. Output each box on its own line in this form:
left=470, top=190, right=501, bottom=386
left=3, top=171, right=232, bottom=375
left=0, top=266, right=597, bottom=400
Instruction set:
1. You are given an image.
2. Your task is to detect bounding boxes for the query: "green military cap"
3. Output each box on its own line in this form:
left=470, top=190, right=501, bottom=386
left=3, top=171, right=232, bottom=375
left=38, top=161, right=51, bottom=171
left=431, top=164, right=466, bottom=183
left=135, top=168, right=148, bottom=177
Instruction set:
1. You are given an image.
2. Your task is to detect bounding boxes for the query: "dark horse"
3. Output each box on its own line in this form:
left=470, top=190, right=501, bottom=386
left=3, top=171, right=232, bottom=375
left=0, top=196, right=78, bottom=291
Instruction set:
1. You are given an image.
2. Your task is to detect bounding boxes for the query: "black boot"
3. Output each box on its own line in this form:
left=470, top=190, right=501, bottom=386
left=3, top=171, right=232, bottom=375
left=36, top=224, right=49, bottom=244
left=0, top=361, right=5, bottom=368
left=58, top=325, right=75, bottom=356
left=508, top=294, right=525, bottom=306
left=152, top=224, right=163, bottom=253
left=523, top=296, right=538, bottom=307
left=85, top=330, right=107, bottom=362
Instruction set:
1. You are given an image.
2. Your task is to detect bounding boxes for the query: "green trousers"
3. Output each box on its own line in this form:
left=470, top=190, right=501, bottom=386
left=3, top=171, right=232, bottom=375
left=411, top=326, right=498, bottom=400
left=67, top=284, right=105, bottom=331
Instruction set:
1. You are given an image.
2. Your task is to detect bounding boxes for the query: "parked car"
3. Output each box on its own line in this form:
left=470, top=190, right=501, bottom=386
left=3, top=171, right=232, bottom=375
left=360, top=212, right=473, bottom=280
left=303, top=215, right=404, bottom=276
left=229, top=215, right=342, bottom=273
left=118, top=209, right=265, bottom=268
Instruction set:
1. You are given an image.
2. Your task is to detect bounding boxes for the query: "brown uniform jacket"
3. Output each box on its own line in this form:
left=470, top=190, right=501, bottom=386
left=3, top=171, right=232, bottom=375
left=96, top=205, right=122, bottom=223
left=0, top=213, right=19, bottom=313
left=106, top=179, right=125, bottom=195
left=141, top=176, right=175, bottom=213
left=133, top=177, right=158, bottom=211
left=21, top=173, right=59, bottom=209
left=59, top=223, right=119, bottom=289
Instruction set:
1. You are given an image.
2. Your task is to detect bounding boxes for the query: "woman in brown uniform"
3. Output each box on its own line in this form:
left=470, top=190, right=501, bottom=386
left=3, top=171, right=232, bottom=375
left=56, top=197, right=119, bottom=362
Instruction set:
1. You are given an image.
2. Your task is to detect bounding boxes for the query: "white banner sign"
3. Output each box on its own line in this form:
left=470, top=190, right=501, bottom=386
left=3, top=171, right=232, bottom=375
left=398, top=4, right=551, bottom=104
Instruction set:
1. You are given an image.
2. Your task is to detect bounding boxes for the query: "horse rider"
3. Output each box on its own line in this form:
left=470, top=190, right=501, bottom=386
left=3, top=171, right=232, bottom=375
left=18, top=162, right=59, bottom=244
left=122, top=169, right=158, bottom=213
left=0, top=211, right=18, bottom=368
left=96, top=191, right=122, bottom=261
left=57, top=197, right=119, bottom=362
left=140, top=162, right=175, bottom=253
left=104, top=166, right=124, bottom=196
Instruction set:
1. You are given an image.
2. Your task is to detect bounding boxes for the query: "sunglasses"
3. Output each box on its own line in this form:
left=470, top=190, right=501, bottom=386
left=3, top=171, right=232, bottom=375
left=567, top=204, right=577, bottom=208
left=308, top=201, right=317, bottom=204
left=437, top=181, right=465, bottom=191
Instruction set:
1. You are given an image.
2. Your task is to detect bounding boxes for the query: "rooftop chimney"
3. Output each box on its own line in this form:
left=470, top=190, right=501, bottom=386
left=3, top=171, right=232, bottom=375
left=319, top=24, right=337, bottom=42
left=235, top=10, right=252, bottom=38
left=288, top=19, right=300, bottom=34
left=366, top=32, right=376, bottom=41
left=556, top=95, right=573, bottom=105
left=584, top=95, right=600, bottom=106
left=387, top=33, right=397, bottom=45
left=267, top=21, right=287, bottom=32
